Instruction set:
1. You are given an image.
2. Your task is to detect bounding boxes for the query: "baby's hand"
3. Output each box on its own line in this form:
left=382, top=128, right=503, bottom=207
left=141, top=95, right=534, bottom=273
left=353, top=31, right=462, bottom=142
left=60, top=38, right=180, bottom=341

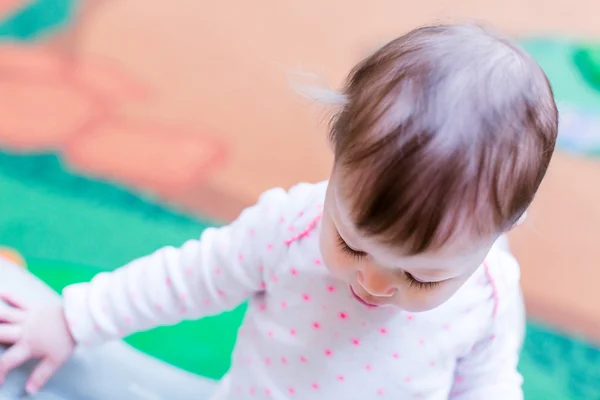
left=0, top=294, right=75, bottom=394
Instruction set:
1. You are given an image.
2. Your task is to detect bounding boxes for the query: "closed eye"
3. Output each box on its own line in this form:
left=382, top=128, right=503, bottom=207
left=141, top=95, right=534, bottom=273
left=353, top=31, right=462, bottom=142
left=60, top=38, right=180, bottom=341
left=337, top=234, right=366, bottom=260
left=404, top=272, right=441, bottom=290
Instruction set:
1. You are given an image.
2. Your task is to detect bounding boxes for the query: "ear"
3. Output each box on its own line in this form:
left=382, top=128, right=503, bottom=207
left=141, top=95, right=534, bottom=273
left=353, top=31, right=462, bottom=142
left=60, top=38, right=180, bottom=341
left=516, top=211, right=527, bottom=226
left=504, top=211, right=527, bottom=234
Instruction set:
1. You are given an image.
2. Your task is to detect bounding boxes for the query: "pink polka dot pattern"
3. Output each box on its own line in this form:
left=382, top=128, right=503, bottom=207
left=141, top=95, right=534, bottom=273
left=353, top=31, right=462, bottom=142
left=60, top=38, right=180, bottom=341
left=63, top=183, right=518, bottom=399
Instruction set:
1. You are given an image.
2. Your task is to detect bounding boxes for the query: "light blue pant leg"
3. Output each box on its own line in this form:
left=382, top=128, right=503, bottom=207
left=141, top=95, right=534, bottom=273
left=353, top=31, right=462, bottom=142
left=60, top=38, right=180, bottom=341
left=0, top=259, right=218, bottom=400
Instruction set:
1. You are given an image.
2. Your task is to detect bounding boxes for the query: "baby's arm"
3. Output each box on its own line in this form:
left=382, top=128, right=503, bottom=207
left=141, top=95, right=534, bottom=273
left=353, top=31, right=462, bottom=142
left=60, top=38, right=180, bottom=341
left=0, top=187, right=297, bottom=394
left=449, top=253, right=525, bottom=400
left=64, top=187, right=291, bottom=346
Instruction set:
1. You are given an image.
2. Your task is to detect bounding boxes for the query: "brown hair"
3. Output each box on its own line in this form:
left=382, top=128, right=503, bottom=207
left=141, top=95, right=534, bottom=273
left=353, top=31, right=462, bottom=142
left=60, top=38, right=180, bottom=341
left=330, top=24, right=558, bottom=254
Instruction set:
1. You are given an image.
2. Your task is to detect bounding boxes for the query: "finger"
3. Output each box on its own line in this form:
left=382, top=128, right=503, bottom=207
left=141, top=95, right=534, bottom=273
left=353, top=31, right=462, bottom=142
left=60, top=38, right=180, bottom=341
left=0, top=343, right=31, bottom=384
left=0, top=306, right=24, bottom=323
left=0, top=293, right=28, bottom=311
left=0, top=325, right=21, bottom=344
left=26, top=358, right=61, bottom=394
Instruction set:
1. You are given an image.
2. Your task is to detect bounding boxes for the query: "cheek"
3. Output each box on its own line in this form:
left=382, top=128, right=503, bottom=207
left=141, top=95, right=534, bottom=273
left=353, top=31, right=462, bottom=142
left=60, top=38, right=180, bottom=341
left=320, top=236, right=353, bottom=278
left=319, top=220, right=355, bottom=279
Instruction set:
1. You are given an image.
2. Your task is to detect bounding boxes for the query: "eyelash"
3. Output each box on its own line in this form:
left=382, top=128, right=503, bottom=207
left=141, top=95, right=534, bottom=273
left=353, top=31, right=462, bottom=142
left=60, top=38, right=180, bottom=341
left=337, top=234, right=440, bottom=290
left=404, top=273, right=440, bottom=290
left=337, top=234, right=366, bottom=260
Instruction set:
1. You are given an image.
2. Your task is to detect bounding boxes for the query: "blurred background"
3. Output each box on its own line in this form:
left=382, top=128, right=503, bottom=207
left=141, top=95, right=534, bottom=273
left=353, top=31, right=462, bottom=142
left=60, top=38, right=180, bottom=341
left=0, top=0, right=599, bottom=398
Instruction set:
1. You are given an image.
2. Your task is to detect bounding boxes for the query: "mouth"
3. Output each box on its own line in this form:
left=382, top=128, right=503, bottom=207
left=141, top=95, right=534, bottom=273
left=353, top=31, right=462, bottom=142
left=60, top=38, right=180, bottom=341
left=349, top=285, right=379, bottom=308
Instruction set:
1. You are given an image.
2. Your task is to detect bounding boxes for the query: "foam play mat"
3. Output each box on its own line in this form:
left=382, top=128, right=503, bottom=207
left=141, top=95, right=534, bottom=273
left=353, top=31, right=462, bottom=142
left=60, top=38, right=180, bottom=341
left=0, top=1, right=599, bottom=397
left=0, top=150, right=598, bottom=399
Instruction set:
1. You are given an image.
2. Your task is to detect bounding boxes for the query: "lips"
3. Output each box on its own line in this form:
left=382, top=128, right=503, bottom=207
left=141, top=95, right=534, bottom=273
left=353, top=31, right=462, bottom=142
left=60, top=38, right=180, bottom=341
left=349, top=285, right=379, bottom=308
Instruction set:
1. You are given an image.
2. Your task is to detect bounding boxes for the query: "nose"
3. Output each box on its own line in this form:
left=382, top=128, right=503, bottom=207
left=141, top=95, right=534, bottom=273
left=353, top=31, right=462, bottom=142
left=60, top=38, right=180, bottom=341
left=357, top=269, right=398, bottom=298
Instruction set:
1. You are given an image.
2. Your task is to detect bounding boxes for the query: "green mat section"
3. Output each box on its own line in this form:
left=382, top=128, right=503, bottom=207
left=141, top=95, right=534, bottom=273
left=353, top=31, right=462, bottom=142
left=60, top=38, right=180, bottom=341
left=0, top=151, right=214, bottom=269
left=1, top=150, right=600, bottom=398
left=520, top=38, right=600, bottom=111
left=0, top=0, right=74, bottom=40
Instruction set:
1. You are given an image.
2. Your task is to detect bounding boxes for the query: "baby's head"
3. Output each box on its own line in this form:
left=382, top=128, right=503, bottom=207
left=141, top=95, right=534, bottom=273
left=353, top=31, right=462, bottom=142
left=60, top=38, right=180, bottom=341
left=319, top=24, right=558, bottom=312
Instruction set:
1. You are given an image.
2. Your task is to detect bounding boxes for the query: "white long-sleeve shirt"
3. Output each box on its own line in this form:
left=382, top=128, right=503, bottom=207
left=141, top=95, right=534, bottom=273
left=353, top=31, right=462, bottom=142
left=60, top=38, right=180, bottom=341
left=63, top=181, right=525, bottom=400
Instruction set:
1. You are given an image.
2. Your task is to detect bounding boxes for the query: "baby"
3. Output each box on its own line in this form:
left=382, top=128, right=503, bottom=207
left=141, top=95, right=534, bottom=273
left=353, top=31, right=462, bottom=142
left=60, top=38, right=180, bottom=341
left=0, top=24, right=557, bottom=399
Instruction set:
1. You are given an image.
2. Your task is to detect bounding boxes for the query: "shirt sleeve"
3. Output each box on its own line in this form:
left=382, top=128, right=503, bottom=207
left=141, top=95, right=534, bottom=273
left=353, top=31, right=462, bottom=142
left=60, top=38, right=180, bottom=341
left=449, top=252, right=525, bottom=400
left=63, top=187, right=293, bottom=346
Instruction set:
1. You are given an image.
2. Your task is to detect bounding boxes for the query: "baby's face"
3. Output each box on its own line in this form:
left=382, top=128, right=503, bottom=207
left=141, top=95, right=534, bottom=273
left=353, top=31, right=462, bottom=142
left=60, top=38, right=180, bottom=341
left=319, top=176, right=499, bottom=312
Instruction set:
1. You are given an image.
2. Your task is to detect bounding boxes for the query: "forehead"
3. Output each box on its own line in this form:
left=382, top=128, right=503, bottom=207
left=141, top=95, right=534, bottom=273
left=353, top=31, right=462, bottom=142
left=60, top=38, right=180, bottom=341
left=328, top=179, right=494, bottom=278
